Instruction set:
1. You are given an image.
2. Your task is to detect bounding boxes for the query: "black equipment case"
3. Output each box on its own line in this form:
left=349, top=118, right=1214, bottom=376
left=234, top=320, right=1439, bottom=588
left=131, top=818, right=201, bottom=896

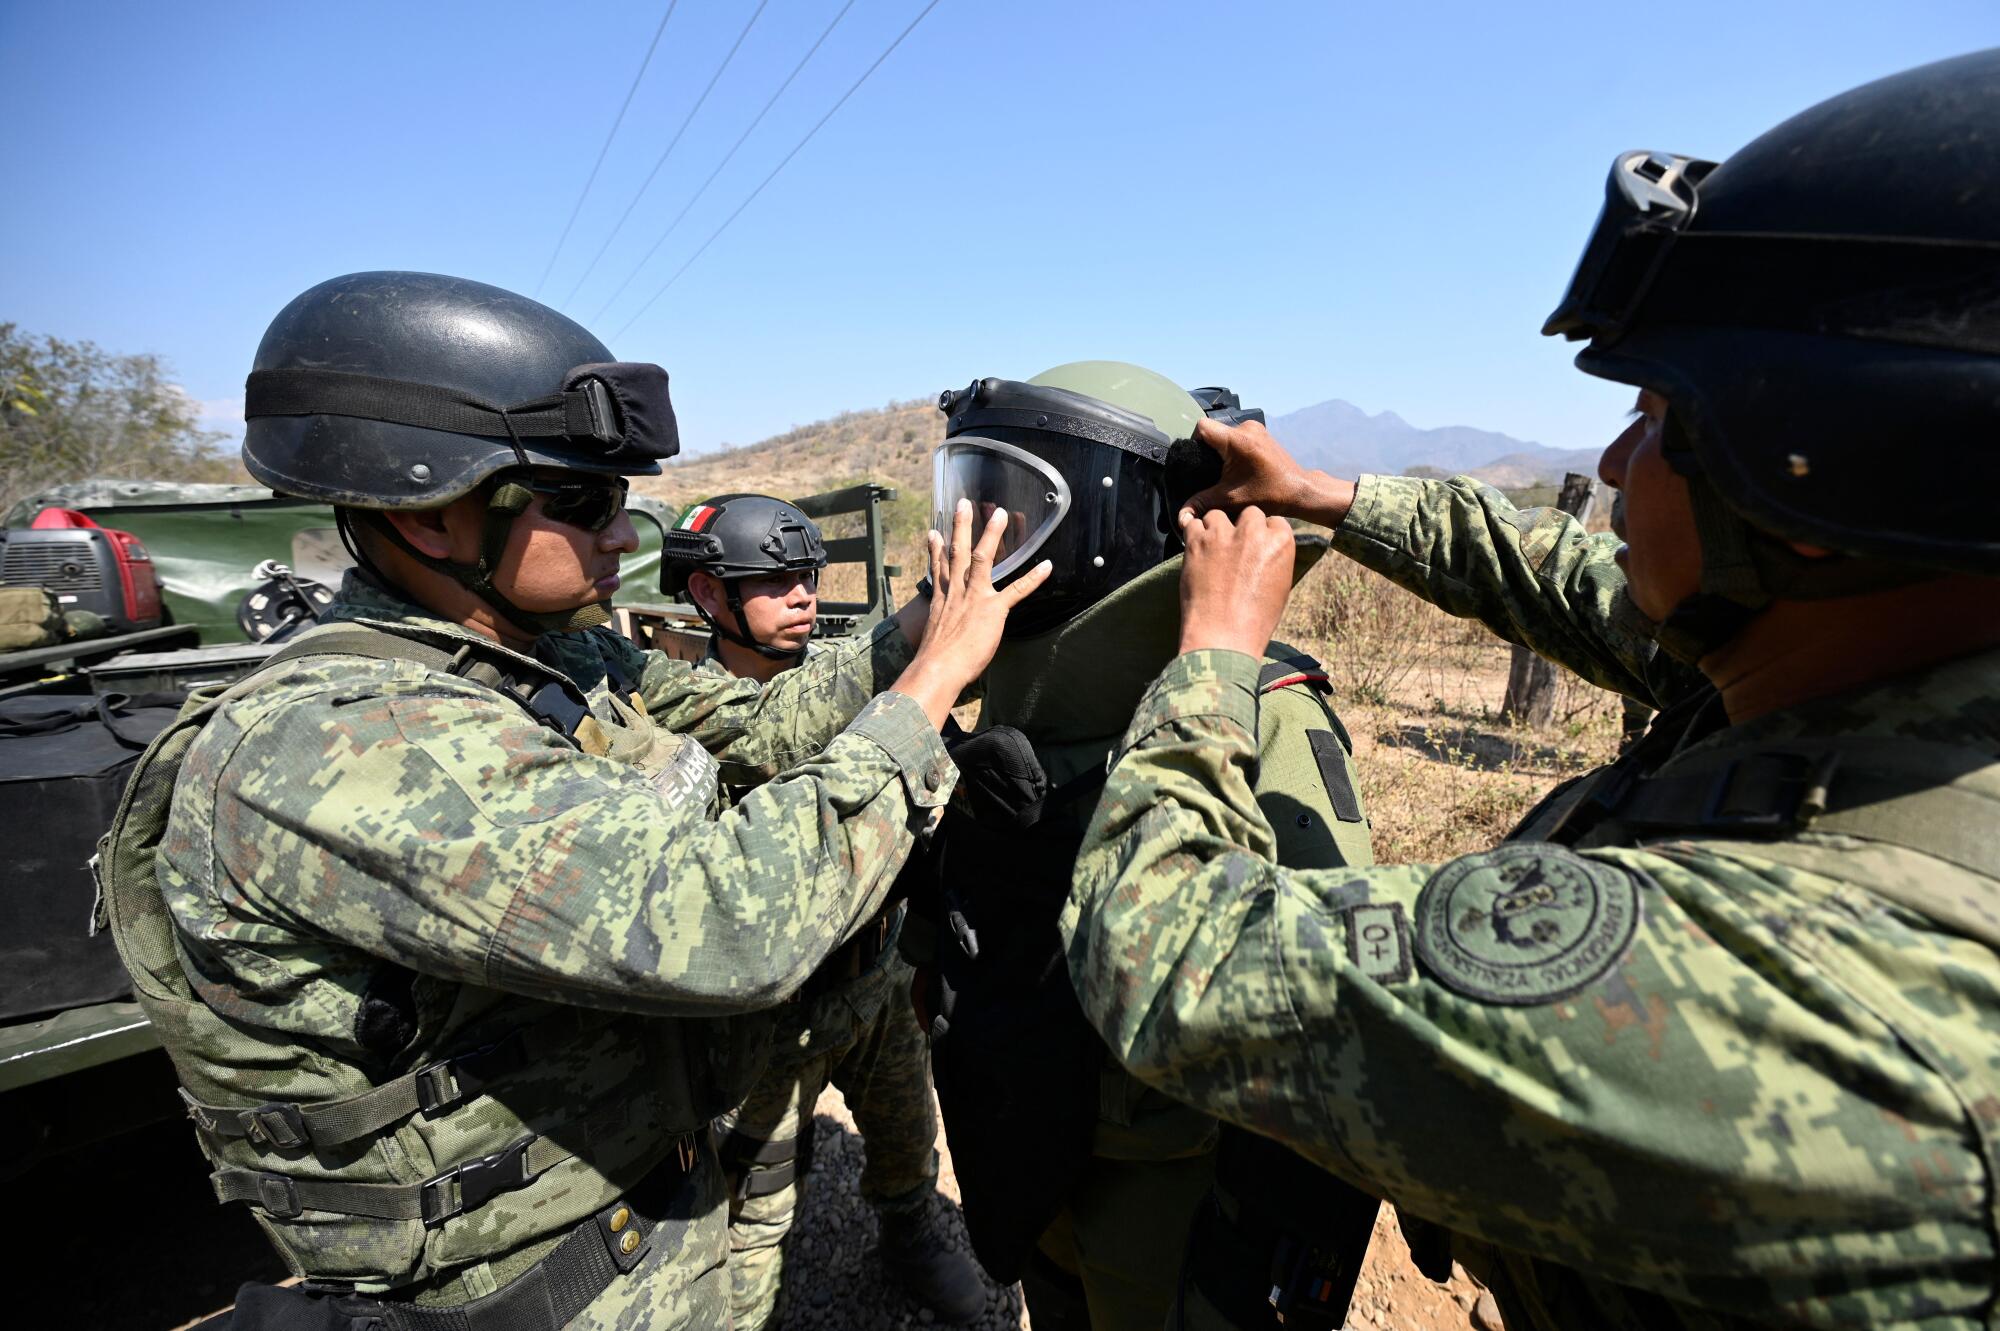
left=0, top=691, right=185, bottom=1020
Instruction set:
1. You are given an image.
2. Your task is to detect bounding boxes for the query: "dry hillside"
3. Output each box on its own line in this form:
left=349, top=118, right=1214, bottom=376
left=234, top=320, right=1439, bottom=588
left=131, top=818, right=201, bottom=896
left=638, top=400, right=942, bottom=520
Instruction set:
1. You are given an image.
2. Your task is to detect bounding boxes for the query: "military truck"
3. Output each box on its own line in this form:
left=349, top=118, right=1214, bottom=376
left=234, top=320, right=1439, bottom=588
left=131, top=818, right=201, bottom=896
left=0, top=476, right=898, bottom=1174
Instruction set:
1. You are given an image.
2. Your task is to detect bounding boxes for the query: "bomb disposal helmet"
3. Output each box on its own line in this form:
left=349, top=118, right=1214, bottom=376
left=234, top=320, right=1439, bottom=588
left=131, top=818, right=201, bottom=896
left=933, top=361, right=1246, bottom=637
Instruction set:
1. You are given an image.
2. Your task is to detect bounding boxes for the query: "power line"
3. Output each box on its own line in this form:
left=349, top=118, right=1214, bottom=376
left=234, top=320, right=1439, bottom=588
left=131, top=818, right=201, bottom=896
left=560, top=0, right=772, bottom=312
left=612, top=0, right=943, bottom=342
left=591, top=0, right=858, bottom=326
left=532, top=1, right=679, bottom=297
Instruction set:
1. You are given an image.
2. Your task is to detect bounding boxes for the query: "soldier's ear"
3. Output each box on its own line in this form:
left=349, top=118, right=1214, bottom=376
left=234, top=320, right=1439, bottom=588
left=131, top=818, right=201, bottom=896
left=382, top=503, right=462, bottom=561
left=687, top=571, right=725, bottom=619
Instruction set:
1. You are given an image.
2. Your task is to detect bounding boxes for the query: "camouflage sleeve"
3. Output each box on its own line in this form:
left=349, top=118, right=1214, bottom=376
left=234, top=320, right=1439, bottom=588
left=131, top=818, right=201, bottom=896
left=627, top=616, right=917, bottom=786
left=1060, top=649, right=1989, bottom=1315
left=204, top=665, right=952, bottom=1016
left=1333, top=473, right=1703, bottom=707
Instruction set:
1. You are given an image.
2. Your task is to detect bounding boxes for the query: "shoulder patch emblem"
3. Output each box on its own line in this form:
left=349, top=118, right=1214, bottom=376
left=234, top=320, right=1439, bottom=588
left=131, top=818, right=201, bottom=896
left=1343, top=902, right=1412, bottom=984
left=1413, top=845, right=1641, bottom=1005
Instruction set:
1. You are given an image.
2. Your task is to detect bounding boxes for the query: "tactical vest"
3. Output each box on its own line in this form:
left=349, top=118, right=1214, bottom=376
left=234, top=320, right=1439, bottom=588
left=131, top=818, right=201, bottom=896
left=1456, top=682, right=2000, bottom=1331
left=99, top=621, right=763, bottom=1301
left=910, top=646, right=1382, bottom=1328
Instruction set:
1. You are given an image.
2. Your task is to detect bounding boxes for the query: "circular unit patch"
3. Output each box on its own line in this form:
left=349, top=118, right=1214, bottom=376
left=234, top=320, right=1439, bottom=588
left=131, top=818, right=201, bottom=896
left=1413, top=845, right=1641, bottom=1005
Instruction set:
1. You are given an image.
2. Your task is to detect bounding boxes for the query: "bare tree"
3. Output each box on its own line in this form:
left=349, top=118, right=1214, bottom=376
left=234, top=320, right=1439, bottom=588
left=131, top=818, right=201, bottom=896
left=1499, top=472, right=1596, bottom=727
left=0, top=324, right=238, bottom=515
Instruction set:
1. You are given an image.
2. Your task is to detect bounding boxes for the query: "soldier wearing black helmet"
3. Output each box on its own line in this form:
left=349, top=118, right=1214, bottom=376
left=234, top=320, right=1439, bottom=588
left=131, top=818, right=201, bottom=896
left=662, top=493, right=830, bottom=678
left=1062, top=51, right=2000, bottom=1330
left=661, top=494, right=989, bottom=1327
left=98, top=271, right=1047, bottom=1330
left=905, top=361, right=1384, bottom=1330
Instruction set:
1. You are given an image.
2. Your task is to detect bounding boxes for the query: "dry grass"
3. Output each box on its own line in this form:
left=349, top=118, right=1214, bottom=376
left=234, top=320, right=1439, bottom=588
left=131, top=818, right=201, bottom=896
left=1279, top=556, right=1624, bottom=863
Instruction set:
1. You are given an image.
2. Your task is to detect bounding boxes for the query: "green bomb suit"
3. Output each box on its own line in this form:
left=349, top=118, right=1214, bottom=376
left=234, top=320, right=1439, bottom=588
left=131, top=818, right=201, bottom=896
left=960, top=550, right=1377, bottom=1329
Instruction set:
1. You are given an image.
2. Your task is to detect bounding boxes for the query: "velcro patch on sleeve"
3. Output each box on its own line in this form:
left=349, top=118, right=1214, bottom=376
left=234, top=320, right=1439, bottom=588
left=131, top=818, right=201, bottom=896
left=1343, top=902, right=1413, bottom=985
left=1259, top=654, right=1331, bottom=695
left=1413, top=845, right=1642, bottom=1006
left=1306, top=730, right=1365, bottom=823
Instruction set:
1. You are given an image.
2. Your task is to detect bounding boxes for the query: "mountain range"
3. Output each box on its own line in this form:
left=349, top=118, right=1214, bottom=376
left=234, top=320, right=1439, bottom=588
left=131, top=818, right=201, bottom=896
left=1266, top=398, right=1600, bottom=487
left=644, top=395, right=1600, bottom=512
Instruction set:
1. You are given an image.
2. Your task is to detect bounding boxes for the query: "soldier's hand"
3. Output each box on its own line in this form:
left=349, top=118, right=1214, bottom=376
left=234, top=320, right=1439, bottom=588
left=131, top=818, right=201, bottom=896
left=1184, top=417, right=1358, bottom=528
left=892, top=499, right=1051, bottom=729
left=1177, top=506, right=1295, bottom=658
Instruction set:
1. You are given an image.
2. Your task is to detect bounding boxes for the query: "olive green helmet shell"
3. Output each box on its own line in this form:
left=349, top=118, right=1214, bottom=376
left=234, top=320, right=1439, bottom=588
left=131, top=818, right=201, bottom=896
left=1025, top=361, right=1205, bottom=444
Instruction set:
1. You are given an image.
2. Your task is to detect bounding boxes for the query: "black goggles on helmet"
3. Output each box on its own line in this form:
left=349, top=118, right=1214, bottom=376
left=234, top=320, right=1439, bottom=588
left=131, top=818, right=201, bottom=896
left=515, top=474, right=630, bottom=532
left=244, top=361, right=679, bottom=464
left=1543, top=150, right=1719, bottom=343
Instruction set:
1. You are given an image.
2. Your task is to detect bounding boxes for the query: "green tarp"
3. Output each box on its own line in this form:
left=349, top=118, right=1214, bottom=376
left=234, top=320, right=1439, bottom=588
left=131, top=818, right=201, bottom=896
left=6, top=481, right=677, bottom=645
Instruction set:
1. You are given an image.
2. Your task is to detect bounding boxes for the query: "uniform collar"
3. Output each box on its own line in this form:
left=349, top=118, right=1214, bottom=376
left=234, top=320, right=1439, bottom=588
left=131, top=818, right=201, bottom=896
left=1677, top=644, right=2000, bottom=758
left=321, top=569, right=564, bottom=677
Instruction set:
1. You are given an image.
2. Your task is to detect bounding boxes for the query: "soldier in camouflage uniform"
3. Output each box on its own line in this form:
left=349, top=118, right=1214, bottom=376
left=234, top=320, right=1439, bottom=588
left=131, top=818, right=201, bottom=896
left=1060, top=53, right=2000, bottom=1330
left=911, top=364, right=1385, bottom=1331
left=661, top=493, right=986, bottom=1327
left=99, top=272, right=1048, bottom=1331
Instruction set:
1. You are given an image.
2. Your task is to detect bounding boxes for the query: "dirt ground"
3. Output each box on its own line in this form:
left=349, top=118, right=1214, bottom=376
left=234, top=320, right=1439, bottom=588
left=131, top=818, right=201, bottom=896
left=784, top=1082, right=1497, bottom=1331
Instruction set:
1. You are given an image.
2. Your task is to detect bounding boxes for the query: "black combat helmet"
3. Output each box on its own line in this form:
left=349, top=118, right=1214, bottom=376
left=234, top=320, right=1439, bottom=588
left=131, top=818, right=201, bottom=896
left=661, top=493, right=828, bottom=661
left=932, top=361, right=1240, bottom=638
left=241, top=271, right=679, bottom=634
left=1544, top=50, right=2000, bottom=657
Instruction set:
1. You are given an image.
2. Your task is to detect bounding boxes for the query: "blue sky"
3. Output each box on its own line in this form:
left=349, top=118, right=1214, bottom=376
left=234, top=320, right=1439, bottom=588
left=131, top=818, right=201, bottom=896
left=3, top=2, right=1991, bottom=457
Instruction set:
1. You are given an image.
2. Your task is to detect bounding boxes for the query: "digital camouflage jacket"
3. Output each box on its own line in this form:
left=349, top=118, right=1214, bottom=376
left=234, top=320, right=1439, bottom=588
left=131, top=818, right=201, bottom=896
left=147, top=573, right=953, bottom=1327
left=1063, top=475, right=2000, bottom=1330
left=692, top=636, right=913, bottom=1075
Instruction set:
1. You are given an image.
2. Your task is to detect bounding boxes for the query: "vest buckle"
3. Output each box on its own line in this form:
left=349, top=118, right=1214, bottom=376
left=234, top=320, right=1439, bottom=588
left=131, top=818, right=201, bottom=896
left=420, top=1136, right=535, bottom=1227
left=242, top=1102, right=309, bottom=1149
left=255, top=1172, right=303, bottom=1219
left=413, top=1059, right=466, bottom=1116
left=1699, top=753, right=1831, bottom=830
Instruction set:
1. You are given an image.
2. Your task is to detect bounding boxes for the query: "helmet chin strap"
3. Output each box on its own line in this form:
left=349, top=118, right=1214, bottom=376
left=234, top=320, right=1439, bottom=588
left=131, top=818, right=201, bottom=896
left=1643, top=417, right=1932, bottom=663
left=692, top=580, right=807, bottom=664
left=361, top=482, right=612, bottom=639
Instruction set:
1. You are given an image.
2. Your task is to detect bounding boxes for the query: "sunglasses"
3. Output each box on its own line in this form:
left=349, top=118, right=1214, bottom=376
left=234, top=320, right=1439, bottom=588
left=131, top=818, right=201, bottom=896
left=517, top=475, right=631, bottom=532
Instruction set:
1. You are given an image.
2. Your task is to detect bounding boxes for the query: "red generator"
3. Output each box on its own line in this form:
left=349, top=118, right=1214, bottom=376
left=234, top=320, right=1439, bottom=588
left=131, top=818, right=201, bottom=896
left=0, top=508, right=164, bottom=633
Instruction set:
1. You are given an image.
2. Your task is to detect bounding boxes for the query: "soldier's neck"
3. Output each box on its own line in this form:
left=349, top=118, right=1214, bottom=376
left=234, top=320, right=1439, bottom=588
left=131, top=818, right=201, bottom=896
left=1700, top=574, right=2000, bottom=724
left=715, top=635, right=790, bottom=684
left=370, top=563, right=538, bottom=654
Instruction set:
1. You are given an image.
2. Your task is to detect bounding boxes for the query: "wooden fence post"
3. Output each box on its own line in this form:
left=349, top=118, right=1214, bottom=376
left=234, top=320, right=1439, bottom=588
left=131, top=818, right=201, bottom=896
left=1499, top=472, right=1596, bottom=728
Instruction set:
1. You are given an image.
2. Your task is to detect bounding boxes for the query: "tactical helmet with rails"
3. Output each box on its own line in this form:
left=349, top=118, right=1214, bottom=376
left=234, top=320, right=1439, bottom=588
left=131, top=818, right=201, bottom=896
left=1544, top=49, right=2000, bottom=659
left=662, top=493, right=828, bottom=661
left=241, top=271, right=679, bottom=634
left=932, top=361, right=1242, bottom=638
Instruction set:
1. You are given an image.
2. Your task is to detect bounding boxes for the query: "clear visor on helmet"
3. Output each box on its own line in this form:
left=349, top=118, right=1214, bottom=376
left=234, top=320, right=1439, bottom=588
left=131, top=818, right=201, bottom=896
left=932, top=437, right=1072, bottom=580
